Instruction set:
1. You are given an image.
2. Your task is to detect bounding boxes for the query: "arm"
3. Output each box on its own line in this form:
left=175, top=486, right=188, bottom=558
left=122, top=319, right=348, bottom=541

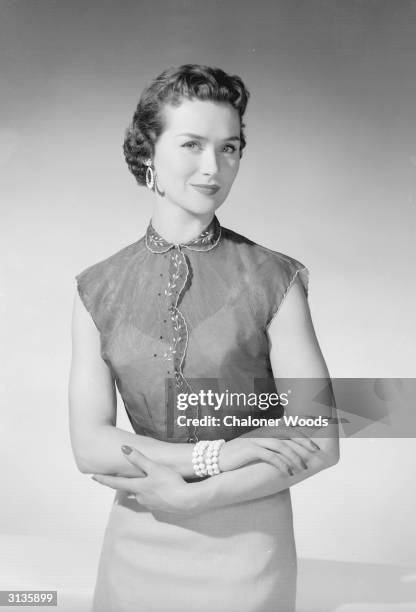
left=69, top=290, right=195, bottom=477
left=185, top=276, right=340, bottom=513
left=239, top=276, right=339, bottom=461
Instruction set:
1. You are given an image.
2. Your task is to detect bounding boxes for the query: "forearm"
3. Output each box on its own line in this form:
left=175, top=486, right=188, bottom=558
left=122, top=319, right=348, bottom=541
left=238, top=404, right=340, bottom=463
left=255, top=378, right=338, bottom=457
left=74, top=424, right=195, bottom=478
left=188, top=448, right=338, bottom=512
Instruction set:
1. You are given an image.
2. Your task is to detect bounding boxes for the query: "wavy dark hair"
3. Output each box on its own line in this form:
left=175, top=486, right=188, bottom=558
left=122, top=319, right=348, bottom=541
left=123, top=64, right=250, bottom=188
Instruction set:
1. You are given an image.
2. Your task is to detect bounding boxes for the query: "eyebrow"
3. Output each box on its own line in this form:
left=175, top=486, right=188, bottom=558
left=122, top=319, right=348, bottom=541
left=176, top=132, right=241, bottom=142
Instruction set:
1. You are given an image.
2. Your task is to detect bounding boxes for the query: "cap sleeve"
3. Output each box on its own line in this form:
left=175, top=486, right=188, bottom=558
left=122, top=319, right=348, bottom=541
left=75, top=261, right=112, bottom=333
left=265, top=258, right=310, bottom=330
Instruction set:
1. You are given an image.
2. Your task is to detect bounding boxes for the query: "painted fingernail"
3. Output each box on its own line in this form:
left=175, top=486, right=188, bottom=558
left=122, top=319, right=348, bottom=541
left=121, top=445, right=133, bottom=455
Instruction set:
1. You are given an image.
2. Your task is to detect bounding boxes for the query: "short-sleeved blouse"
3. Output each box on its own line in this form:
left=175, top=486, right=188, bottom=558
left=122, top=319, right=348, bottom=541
left=75, top=215, right=309, bottom=445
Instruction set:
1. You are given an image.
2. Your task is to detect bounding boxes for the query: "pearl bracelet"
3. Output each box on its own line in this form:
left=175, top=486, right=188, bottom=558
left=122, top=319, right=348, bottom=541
left=192, top=440, right=209, bottom=477
left=192, top=439, right=225, bottom=478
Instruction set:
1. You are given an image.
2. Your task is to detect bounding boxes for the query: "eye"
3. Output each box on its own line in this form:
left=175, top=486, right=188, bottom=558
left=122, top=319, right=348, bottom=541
left=223, top=144, right=238, bottom=153
left=182, top=141, right=201, bottom=150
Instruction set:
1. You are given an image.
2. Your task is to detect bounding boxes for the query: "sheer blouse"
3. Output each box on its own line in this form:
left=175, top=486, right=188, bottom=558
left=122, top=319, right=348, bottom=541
left=75, top=216, right=309, bottom=444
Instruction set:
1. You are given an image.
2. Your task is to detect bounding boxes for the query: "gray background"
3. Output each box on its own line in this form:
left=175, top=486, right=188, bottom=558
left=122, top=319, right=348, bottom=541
left=1, top=0, right=415, bottom=599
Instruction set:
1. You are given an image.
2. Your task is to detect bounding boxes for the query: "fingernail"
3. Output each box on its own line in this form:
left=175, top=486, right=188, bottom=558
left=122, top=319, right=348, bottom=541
left=302, top=461, right=308, bottom=469
left=288, top=468, right=294, bottom=476
left=121, top=445, right=133, bottom=455
left=91, top=476, right=97, bottom=481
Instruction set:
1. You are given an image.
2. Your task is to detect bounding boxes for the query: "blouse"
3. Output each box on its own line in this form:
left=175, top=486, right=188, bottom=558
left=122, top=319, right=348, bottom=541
left=75, top=215, right=309, bottom=444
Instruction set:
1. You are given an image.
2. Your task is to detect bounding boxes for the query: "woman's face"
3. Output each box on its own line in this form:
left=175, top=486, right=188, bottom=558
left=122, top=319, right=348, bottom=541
left=152, top=98, right=241, bottom=215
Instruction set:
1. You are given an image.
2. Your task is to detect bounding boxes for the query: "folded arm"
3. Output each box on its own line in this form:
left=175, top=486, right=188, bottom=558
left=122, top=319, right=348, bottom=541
left=187, top=445, right=338, bottom=513
left=70, top=275, right=339, bottom=501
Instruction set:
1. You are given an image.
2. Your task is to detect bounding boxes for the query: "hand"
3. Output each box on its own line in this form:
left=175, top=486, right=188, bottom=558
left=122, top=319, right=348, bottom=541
left=219, top=436, right=320, bottom=475
left=113, top=464, right=147, bottom=478
left=92, top=446, right=195, bottom=515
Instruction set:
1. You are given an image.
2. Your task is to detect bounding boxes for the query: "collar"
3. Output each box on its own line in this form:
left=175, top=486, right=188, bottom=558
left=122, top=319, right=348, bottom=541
left=145, top=215, right=222, bottom=254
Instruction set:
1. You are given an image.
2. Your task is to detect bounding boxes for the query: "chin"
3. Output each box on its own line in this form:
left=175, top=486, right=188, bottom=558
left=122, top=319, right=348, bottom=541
left=180, top=200, right=222, bottom=216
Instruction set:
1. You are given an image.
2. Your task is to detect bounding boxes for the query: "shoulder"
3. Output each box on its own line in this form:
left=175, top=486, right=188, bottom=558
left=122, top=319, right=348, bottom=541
left=74, top=236, right=148, bottom=330
left=220, top=225, right=309, bottom=291
left=219, top=225, right=310, bottom=327
left=75, top=236, right=147, bottom=287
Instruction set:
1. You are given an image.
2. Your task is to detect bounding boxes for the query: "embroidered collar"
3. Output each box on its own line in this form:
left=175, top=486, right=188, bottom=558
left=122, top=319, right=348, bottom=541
left=145, top=215, right=222, bottom=254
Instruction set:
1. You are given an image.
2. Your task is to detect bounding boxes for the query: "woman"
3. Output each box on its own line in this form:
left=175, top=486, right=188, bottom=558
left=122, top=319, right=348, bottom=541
left=69, top=64, right=339, bottom=612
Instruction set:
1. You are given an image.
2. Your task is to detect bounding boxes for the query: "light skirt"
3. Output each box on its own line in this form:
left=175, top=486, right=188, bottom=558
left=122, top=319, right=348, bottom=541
left=92, top=488, right=297, bottom=612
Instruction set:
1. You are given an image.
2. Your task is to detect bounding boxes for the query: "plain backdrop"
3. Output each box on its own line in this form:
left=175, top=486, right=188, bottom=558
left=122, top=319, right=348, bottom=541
left=1, top=0, right=416, bottom=576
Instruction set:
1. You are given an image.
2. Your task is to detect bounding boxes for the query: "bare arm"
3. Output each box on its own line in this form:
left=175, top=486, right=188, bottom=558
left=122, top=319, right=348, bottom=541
left=185, top=276, right=340, bottom=513
left=239, top=276, right=339, bottom=461
left=68, top=290, right=195, bottom=477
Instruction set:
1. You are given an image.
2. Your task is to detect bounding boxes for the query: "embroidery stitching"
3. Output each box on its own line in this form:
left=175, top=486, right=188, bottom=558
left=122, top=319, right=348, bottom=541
left=145, top=216, right=221, bottom=254
left=144, top=217, right=222, bottom=441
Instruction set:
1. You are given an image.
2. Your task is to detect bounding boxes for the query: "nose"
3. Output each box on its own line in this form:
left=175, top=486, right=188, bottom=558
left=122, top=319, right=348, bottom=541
left=200, top=147, right=219, bottom=175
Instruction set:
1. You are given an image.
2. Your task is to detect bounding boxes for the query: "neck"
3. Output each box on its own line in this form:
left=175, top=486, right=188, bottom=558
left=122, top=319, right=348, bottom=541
left=150, top=201, right=215, bottom=244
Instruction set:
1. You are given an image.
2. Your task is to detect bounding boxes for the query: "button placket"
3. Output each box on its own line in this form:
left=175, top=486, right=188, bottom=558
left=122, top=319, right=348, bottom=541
left=144, top=217, right=222, bottom=443
left=162, top=246, right=199, bottom=442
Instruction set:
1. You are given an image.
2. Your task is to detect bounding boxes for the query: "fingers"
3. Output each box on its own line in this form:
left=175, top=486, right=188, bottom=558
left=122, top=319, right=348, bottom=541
left=255, top=447, right=295, bottom=475
left=289, top=437, right=321, bottom=452
left=90, top=445, right=156, bottom=492
left=283, top=439, right=321, bottom=470
left=253, top=437, right=320, bottom=473
left=115, top=469, right=146, bottom=477
left=120, top=445, right=155, bottom=475
left=253, top=438, right=306, bottom=470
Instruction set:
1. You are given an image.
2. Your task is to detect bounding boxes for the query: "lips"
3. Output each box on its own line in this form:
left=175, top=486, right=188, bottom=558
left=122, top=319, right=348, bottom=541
left=190, top=184, right=220, bottom=195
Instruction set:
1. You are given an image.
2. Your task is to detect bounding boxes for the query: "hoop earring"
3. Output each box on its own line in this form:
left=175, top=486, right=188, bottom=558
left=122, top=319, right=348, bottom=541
left=145, top=165, right=154, bottom=190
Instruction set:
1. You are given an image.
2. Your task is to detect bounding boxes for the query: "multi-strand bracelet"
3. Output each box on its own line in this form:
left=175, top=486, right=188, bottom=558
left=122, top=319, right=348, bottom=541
left=192, top=439, right=225, bottom=477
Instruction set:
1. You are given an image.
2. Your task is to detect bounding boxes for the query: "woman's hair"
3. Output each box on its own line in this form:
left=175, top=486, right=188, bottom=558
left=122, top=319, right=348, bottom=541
left=123, top=64, right=250, bottom=187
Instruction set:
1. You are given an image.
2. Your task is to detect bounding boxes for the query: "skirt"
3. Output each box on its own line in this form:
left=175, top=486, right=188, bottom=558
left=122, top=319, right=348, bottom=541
left=92, top=488, right=297, bottom=612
